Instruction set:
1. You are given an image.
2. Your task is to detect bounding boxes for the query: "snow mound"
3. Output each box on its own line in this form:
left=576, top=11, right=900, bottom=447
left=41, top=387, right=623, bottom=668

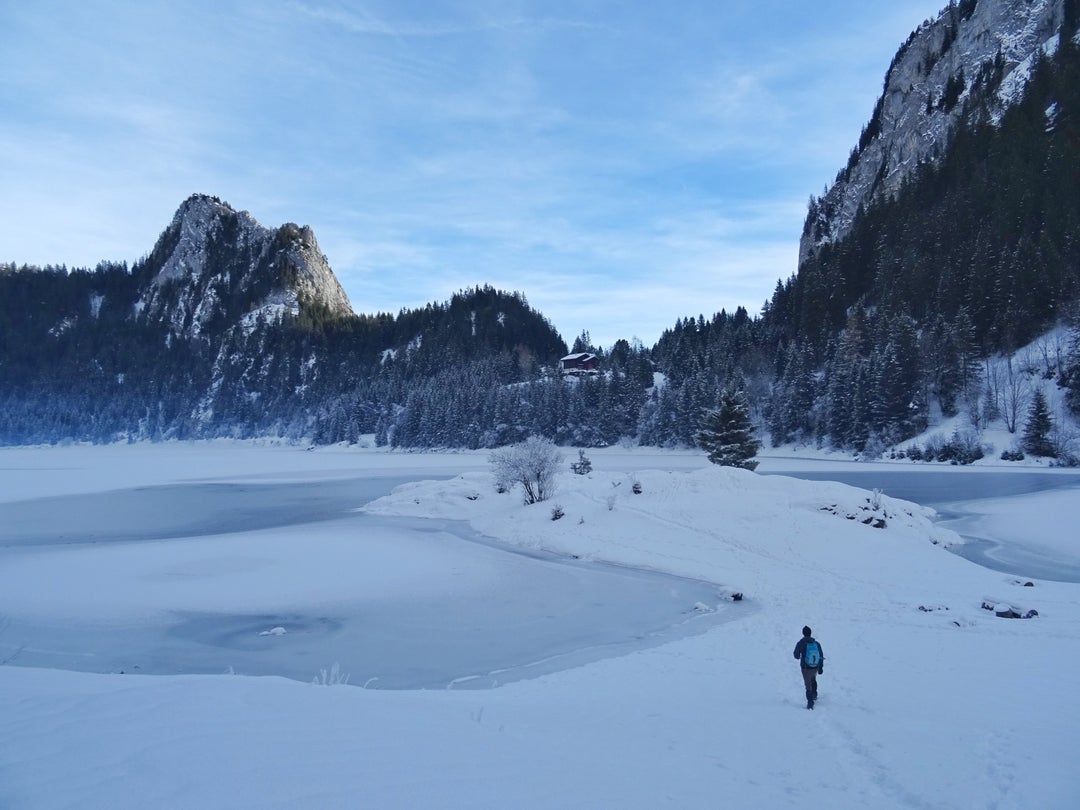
left=364, top=465, right=962, bottom=596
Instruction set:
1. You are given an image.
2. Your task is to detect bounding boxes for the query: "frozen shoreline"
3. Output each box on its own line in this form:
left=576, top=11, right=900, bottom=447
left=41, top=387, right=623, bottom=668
left=0, top=471, right=733, bottom=688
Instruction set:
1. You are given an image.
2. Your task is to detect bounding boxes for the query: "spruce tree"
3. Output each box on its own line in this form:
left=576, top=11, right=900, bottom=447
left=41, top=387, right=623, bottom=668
left=1021, top=389, right=1054, bottom=457
left=696, top=388, right=761, bottom=470
left=1066, top=326, right=1080, bottom=417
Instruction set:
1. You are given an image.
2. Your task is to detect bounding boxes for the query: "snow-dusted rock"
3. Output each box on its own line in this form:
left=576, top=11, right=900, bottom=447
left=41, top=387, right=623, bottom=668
left=801, top=0, right=1066, bottom=265
left=137, top=194, right=353, bottom=338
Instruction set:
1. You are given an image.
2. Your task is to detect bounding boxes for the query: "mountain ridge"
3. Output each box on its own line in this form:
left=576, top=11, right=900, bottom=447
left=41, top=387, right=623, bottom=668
left=0, top=197, right=571, bottom=446
left=800, top=0, right=1070, bottom=266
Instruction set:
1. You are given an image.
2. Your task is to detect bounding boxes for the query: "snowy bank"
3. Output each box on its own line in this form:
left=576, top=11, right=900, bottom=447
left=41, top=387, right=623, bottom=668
left=363, top=465, right=964, bottom=595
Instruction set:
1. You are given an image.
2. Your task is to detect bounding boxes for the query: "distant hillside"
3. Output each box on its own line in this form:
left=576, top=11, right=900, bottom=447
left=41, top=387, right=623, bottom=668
left=752, top=2, right=1080, bottom=452
left=0, top=196, right=567, bottom=445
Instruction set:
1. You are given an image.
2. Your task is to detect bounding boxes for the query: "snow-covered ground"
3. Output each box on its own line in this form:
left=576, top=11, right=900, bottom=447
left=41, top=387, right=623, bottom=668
left=1, top=442, right=1079, bottom=809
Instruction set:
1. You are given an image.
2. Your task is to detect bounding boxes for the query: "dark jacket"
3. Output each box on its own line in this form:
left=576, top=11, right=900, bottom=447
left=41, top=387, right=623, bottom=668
left=793, top=636, right=824, bottom=670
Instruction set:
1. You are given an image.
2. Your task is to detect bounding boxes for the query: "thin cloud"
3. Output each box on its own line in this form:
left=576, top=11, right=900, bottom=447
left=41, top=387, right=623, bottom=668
left=2, top=1, right=955, bottom=347
left=289, top=2, right=600, bottom=38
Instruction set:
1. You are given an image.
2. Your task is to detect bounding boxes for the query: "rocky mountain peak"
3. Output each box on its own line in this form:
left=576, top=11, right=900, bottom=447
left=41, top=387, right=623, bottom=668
left=137, top=195, right=353, bottom=337
left=153, top=194, right=260, bottom=286
left=799, top=0, right=1068, bottom=266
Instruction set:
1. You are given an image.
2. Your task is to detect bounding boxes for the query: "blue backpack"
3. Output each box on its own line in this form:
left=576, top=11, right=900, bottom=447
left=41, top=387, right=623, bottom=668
left=803, top=640, right=822, bottom=668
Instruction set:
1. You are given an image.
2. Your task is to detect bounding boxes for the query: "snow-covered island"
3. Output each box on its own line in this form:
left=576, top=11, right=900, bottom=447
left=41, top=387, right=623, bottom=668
left=1, top=441, right=1078, bottom=808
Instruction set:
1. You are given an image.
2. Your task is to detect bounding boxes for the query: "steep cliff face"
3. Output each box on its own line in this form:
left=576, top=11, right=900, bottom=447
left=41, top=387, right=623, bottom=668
left=137, top=194, right=353, bottom=338
left=800, top=0, right=1068, bottom=266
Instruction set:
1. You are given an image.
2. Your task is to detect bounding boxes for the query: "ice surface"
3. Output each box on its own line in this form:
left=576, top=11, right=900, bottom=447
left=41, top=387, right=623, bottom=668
left=0, top=475, right=728, bottom=688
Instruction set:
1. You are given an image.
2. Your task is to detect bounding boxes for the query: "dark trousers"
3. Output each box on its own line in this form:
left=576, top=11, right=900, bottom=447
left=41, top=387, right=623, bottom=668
left=801, top=666, right=819, bottom=702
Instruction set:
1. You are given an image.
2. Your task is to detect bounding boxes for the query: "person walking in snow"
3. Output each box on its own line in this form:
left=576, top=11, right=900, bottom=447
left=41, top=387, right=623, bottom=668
left=793, top=625, right=824, bottom=709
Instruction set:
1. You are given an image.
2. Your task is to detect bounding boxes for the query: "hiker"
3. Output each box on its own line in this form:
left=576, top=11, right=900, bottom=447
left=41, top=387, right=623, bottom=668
left=793, top=625, right=824, bottom=709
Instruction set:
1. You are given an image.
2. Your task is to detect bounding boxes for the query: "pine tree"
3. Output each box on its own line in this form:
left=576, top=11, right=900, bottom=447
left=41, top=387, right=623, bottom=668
left=696, top=388, right=761, bottom=470
left=767, top=375, right=792, bottom=447
left=868, top=315, right=925, bottom=444
left=571, top=330, right=595, bottom=355
left=768, top=341, right=817, bottom=446
left=1066, top=325, right=1080, bottom=417
left=1021, top=389, right=1054, bottom=457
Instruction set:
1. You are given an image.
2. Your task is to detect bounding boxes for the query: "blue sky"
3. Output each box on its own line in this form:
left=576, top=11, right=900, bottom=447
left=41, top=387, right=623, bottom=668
left=1, top=1, right=947, bottom=348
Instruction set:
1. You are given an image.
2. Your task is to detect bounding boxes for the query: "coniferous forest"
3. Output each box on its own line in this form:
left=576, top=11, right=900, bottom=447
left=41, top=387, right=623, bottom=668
left=2, top=33, right=1080, bottom=456
left=763, top=34, right=1080, bottom=451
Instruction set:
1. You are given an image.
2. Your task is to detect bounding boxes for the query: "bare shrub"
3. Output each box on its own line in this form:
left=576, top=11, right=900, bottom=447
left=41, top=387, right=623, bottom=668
left=996, top=357, right=1032, bottom=434
left=489, top=436, right=563, bottom=505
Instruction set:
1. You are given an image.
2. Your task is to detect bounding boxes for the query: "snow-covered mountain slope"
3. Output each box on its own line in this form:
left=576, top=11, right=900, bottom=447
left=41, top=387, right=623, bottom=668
left=800, top=0, right=1069, bottom=265
left=137, top=194, right=353, bottom=337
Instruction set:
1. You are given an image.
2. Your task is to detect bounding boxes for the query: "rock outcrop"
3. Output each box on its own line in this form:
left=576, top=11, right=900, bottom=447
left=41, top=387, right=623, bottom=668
left=800, top=0, right=1069, bottom=266
left=137, top=194, right=353, bottom=337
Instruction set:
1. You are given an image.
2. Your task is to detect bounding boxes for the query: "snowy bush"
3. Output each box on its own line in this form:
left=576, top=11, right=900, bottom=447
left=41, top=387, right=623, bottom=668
left=312, top=662, right=350, bottom=686
left=489, top=436, right=563, bottom=505
left=909, top=429, right=985, bottom=464
left=1049, top=414, right=1079, bottom=465
left=550, top=504, right=564, bottom=521
left=570, top=449, right=592, bottom=475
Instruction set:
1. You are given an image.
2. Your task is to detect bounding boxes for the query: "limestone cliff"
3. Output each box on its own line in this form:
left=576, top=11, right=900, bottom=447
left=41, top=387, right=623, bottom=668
left=800, top=0, right=1069, bottom=266
left=137, top=194, right=353, bottom=338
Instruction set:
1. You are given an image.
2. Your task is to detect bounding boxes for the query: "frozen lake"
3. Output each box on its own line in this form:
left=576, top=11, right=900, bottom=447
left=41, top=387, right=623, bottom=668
left=0, top=476, right=731, bottom=688
left=765, top=470, right=1080, bottom=582
left=3, top=449, right=1076, bottom=691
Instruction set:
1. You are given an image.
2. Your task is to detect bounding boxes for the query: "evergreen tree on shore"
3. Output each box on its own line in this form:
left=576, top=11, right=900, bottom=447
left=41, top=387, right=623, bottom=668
left=1022, top=389, right=1054, bottom=457
left=696, top=389, right=761, bottom=470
